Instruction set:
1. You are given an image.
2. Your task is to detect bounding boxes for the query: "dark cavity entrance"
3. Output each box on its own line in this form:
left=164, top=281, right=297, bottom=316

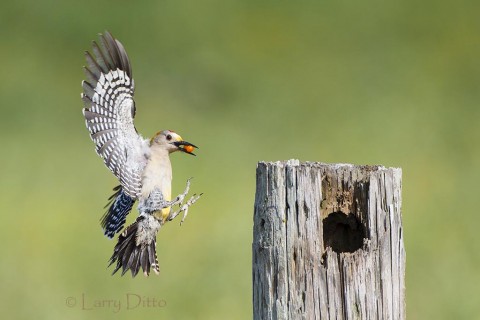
left=323, top=211, right=366, bottom=253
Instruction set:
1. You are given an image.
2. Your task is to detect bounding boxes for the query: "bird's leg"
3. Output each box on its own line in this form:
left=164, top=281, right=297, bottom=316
left=143, top=179, right=191, bottom=213
left=166, top=178, right=203, bottom=225
left=142, top=179, right=202, bottom=224
left=169, top=177, right=192, bottom=207
left=167, top=192, right=203, bottom=225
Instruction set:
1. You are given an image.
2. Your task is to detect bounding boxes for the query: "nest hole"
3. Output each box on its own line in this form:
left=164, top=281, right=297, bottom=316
left=323, top=211, right=366, bottom=253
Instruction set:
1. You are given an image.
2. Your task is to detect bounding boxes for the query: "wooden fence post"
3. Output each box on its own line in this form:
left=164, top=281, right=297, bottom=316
left=252, top=160, right=405, bottom=320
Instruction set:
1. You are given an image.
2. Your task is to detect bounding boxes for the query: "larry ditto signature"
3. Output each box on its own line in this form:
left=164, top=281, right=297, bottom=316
left=65, top=293, right=166, bottom=313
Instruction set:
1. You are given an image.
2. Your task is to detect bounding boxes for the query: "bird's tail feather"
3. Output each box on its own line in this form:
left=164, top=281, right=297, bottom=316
left=101, top=186, right=135, bottom=238
left=108, top=216, right=160, bottom=277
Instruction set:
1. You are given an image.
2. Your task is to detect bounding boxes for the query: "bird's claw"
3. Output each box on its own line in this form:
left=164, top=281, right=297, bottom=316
left=166, top=179, right=202, bottom=224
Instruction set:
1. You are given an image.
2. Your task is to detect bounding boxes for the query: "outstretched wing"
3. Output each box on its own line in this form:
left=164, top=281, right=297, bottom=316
left=81, top=31, right=148, bottom=198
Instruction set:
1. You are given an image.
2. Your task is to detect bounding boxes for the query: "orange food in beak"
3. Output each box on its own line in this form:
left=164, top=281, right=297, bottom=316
left=184, top=145, right=195, bottom=153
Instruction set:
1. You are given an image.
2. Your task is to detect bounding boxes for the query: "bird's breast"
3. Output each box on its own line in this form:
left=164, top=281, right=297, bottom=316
left=141, top=151, right=172, bottom=220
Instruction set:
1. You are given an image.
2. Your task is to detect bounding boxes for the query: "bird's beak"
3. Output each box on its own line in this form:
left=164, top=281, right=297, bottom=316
left=173, top=140, right=198, bottom=156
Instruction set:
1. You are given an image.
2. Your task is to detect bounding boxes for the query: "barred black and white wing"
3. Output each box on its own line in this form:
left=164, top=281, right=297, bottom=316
left=82, top=31, right=148, bottom=199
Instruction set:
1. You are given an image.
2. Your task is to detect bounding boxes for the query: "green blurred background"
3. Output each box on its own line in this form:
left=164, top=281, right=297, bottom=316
left=1, top=0, right=479, bottom=319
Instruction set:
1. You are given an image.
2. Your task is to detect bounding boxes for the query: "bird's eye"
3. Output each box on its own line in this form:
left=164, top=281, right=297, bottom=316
left=166, top=134, right=172, bottom=141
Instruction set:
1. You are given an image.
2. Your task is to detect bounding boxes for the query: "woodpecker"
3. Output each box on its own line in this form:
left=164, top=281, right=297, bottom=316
left=81, top=31, right=202, bottom=277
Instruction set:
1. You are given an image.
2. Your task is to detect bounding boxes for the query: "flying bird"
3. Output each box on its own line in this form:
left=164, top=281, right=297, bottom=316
left=81, top=31, right=202, bottom=277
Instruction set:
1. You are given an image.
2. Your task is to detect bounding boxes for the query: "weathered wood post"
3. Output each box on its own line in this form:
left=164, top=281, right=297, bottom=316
left=253, top=160, right=405, bottom=320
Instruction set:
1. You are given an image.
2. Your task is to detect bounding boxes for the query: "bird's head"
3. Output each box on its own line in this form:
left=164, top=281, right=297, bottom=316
left=150, top=130, right=198, bottom=155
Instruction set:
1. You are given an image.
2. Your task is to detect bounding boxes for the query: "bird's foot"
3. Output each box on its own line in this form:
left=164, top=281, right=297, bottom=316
left=167, top=178, right=203, bottom=224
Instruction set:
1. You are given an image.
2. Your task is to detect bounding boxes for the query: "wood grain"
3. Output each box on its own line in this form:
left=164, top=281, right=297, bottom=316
left=253, top=160, right=405, bottom=320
